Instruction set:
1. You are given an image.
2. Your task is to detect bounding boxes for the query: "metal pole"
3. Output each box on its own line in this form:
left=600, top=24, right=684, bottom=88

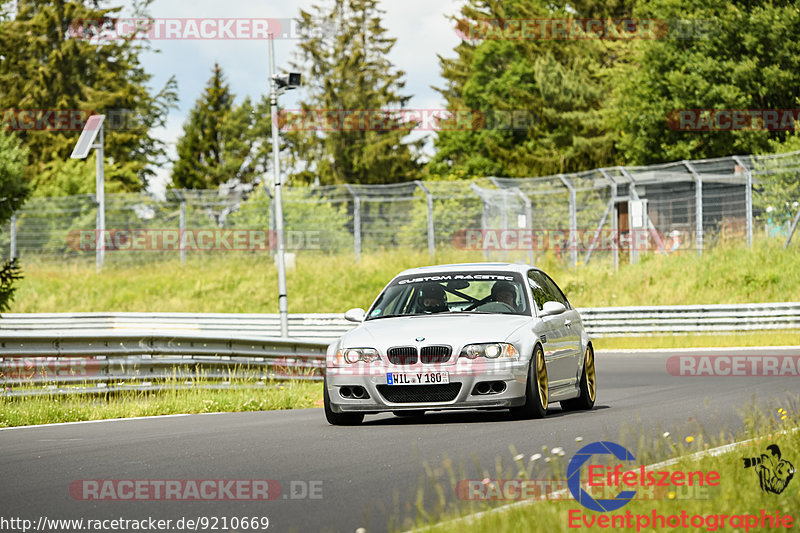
left=269, top=35, right=289, bottom=338
left=415, top=181, right=435, bottom=260
left=511, top=187, right=533, bottom=266
left=345, top=184, right=361, bottom=261
left=557, top=174, right=577, bottom=268
left=599, top=169, right=619, bottom=271
left=683, top=161, right=703, bottom=256
left=179, top=199, right=186, bottom=266
left=784, top=205, right=800, bottom=249
left=9, top=213, right=16, bottom=261
left=733, top=156, right=753, bottom=247
left=95, top=123, right=105, bottom=272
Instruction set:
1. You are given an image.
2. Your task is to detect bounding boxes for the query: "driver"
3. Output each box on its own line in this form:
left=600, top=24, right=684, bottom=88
left=491, top=281, right=516, bottom=309
left=418, top=284, right=448, bottom=313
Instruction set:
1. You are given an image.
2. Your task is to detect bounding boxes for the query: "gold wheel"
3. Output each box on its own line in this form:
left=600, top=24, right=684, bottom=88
left=536, top=347, right=548, bottom=408
left=585, top=345, right=596, bottom=402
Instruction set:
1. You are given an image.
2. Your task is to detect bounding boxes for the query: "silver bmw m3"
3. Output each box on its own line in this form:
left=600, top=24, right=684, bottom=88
left=324, top=263, right=596, bottom=425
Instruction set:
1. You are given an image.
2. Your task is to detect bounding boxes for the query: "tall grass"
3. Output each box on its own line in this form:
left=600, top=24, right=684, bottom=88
left=10, top=240, right=800, bottom=314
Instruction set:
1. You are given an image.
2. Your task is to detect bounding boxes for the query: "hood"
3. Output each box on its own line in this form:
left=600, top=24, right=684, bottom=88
left=339, top=313, right=530, bottom=351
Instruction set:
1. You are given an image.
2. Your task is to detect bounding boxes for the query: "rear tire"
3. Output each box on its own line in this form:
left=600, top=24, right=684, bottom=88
left=323, top=378, right=364, bottom=425
left=561, top=344, right=596, bottom=412
left=393, top=410, right=425, bottom=417
left=510, top=345, right=548, bottom=419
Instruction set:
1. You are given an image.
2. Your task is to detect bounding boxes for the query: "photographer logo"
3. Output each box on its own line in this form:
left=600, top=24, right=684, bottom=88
left=743, top=444, right=795, bottom=495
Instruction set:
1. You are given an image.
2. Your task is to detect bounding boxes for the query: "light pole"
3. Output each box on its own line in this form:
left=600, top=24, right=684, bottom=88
left=268, top=34, right=301, bottom=337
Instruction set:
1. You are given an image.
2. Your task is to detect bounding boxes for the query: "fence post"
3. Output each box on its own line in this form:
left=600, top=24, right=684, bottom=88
left=784, top=204, right=800, bottom=249
left=469, top=183, right=490, bottom=261
left=599, top=169, right=619, bottom=271
left=733, top=156, right=753, bottom=247
left=345, top=184, right=361, bottom=261
left=510, top=187, right=534, bottom=266
left=683, top=161, right=704, bottom=256
left=415, top=181, right=435, bottom=260
left=557, top=174, right=577, bottom=268
left=9, top=213, right=16, bottom=260
left=179, top=199, right=186, bottom=266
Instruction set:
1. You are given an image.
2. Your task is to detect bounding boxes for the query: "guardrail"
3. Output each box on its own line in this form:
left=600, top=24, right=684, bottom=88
left=2, top=303, right=798, bottom=391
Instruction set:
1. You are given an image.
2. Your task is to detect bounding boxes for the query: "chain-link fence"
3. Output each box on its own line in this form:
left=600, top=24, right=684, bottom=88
left=2, top=151, right=799, bottom=270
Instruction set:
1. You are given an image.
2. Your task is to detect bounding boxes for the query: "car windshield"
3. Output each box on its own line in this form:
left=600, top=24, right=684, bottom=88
left=365, top=271, right=530, bottom=319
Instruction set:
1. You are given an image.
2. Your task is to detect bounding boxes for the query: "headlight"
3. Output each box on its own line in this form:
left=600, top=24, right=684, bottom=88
left=459, top=343, right=518, bottom=360
left=336, top=347, right=380, bottom=364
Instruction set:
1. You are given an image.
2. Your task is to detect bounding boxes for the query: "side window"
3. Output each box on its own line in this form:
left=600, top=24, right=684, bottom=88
left=540, top=272, right=572, bottom=309
left=527, top=270, right=549, bottom=311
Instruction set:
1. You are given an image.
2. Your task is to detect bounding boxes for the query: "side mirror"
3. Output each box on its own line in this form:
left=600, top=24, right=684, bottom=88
left=540, top=301, right=566, bottom=317
left=344, top=308, right=366, bottom=323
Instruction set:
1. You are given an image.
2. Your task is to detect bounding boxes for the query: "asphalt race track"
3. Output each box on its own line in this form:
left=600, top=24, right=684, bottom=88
left=2, top=348, right=798, bottom=533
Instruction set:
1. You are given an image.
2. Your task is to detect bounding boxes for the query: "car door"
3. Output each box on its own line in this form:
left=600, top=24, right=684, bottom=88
left=538, top=271, right=582, bottom=383
left=527, top=270, right=572, bottom=386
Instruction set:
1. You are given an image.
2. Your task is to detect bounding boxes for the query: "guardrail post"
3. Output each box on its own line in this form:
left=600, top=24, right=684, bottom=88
left=345, top=184, right=361, bottom=261
left=733, top=156, right=753, bottom=247
left=683, top=161, right=703, bottom=256
left=557, top=174, right=578, bottom=268
left=10, top=213, right=16, bottom=260
left=415, top=181, right=435, bottom=260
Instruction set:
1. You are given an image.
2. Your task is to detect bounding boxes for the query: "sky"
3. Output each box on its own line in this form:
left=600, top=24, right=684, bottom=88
left=116, top=0, right=467, bottom=191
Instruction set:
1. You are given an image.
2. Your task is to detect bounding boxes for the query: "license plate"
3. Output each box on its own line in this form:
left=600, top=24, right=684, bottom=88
left=386, top=372, right=449, bottom=385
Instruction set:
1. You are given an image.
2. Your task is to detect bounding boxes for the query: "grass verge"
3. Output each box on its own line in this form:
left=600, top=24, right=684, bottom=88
left=404, top=396, right=800, bottom=532
left=11, top=240, right=800, bottom=313
left=0, top=376, right=323, bottom=428
left=593, top=331, right=800, bottom=350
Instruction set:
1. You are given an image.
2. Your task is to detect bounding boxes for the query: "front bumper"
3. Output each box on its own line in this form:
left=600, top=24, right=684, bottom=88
left=326, top=359, right=530, bottom=413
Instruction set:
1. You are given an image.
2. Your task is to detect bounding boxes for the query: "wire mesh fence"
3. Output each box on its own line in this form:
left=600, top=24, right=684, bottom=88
left=2, top=151, right=799, bottom=270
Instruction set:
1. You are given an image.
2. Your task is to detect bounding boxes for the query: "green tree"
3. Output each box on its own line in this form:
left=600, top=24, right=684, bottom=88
left=610, top=0, right=800, bottom=164
left=288, top=0, right=422, bottom=185
left=0, top=0, right=177, bottom=191
left=0, top=130, right=30, bottom=311
left=429, top=0, right=630, bottom=179
left=172, top=63, right=269, bottom=189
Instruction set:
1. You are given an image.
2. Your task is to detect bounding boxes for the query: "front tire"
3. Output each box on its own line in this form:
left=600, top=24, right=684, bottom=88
left=510, top=344, right=548, bottom=419
left=323, top=378, right=364, bottom=425
left=561, top=344, right=596, bottom=412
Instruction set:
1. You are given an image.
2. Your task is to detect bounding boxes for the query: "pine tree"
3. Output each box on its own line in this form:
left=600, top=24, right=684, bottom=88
left=171, top=64, right=268, bottom=189
left=0, top=0, right=177, bottom=191
left=288, top=0, right=422, bottom=185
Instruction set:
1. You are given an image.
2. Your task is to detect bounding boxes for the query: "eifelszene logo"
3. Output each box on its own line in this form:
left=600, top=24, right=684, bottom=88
left=743, top=444, right=795, bottom=494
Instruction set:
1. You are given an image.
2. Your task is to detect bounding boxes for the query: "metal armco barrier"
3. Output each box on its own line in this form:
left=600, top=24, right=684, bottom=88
left=1, top=303, right=798, bottom=389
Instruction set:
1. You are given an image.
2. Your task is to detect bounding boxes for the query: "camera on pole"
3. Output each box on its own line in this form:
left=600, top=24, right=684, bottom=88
left=273, top=73, right=301, bottom=93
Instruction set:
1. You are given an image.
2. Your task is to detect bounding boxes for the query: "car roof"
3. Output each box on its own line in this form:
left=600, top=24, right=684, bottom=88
left=395, top=262, right=536, bottom=277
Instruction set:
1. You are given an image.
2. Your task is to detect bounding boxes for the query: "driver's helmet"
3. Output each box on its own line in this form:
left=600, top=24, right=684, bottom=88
left=418, top=284, right=448, bottom=313
left=491, top=280, right=516, bottom=305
